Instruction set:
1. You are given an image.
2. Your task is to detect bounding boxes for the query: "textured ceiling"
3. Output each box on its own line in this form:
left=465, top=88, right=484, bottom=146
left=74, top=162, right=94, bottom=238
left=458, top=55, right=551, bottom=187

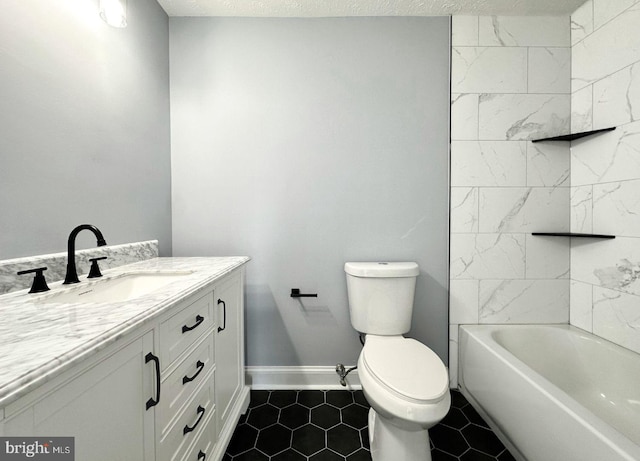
left=156, top=0, right=588, bottom=17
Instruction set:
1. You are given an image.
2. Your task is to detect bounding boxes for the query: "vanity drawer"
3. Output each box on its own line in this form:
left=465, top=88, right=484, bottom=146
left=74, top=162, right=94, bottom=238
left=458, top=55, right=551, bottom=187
left=160, top=292, right=214, bottom=369
left=158, top=376, right=215, bottom=461
left=180, top=411, right=216, bottom=461
left=158, top=334, right=215, bottom=434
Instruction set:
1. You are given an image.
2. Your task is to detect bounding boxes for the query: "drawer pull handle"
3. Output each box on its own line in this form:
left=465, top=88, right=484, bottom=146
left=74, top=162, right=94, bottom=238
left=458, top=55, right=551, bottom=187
left=145, top=352, right=161, bottom=410
left=182, top=360, right=205, bottom=385
left=182, top=315, right=204, bottom=333
left=217, top=299, right=226, bottom=332
left=197, top=451, right=206, bottom=460
left=184, top=405, right=206, bottom=435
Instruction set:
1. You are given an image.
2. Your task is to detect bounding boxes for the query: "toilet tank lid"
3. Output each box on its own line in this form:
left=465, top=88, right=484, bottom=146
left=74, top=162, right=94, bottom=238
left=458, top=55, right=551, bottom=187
left=344, top=262, right=419, bottom=277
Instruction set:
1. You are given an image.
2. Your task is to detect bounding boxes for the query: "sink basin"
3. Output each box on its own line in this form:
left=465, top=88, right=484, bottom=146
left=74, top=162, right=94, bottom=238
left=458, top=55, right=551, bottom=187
left=37, top=271, right=194, bottom=304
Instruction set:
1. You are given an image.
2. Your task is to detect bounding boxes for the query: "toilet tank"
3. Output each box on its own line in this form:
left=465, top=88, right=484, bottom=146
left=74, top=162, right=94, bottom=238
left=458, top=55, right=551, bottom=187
left=344, top=262, right=419, bottom=335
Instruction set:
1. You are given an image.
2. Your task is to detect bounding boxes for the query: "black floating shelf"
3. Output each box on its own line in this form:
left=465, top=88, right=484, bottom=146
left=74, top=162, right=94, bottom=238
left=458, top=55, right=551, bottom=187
left=532, top=232, right=615, bottom=239
left=531, top=126, right=616, bottom=143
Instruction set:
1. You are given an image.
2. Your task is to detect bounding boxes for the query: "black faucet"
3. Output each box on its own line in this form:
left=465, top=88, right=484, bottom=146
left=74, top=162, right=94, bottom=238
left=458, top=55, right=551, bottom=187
left=63, top=224, right=107, bottom=284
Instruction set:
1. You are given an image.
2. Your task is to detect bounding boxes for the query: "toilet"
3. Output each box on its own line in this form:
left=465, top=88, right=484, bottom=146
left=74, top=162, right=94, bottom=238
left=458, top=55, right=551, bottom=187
left=345, top=261, right=450, bottom=461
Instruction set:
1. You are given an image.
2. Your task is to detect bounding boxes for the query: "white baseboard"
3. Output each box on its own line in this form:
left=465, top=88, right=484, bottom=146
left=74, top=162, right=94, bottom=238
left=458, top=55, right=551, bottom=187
left=246, top=366, right=361, bottom=390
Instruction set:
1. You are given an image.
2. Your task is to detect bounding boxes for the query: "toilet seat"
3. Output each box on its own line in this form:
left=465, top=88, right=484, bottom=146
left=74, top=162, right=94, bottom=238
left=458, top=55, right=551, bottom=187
left=361, top=336, right=448, bottom=405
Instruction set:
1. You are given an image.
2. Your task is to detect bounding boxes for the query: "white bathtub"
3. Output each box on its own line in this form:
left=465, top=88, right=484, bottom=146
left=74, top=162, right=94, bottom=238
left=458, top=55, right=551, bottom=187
left=458, top=325, right=640, bottom=461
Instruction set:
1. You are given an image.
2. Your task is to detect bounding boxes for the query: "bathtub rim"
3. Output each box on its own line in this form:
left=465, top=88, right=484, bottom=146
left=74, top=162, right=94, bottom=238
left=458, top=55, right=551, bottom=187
left=458, top=324, right=640, bottom=461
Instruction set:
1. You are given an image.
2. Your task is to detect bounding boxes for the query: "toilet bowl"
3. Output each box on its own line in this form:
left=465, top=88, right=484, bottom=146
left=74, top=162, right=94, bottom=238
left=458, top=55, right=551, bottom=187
left=358, top=335, right=450, bottom=461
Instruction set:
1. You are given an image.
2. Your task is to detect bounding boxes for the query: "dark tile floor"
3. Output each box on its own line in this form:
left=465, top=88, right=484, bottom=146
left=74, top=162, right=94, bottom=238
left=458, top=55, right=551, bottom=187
left=224, top=389, right=515, bottom=461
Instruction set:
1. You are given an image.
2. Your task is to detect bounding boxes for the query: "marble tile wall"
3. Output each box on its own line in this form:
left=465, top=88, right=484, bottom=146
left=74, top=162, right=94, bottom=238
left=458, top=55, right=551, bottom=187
left=450, top=16, right=572, bottom=386
left=0, top=240, right=159, bottom=295
left=570, top=0, right=640, bottom=355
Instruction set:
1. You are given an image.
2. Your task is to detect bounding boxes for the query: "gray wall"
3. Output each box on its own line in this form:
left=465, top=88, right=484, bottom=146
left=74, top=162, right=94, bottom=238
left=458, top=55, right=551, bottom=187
left=170, top=17, right=451, bottom=366
left=0, top=0, right=172, bottom=259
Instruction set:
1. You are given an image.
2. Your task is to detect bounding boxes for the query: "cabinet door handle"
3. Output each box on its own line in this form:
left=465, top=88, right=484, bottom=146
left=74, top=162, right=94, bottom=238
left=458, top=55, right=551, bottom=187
left=182, top=315, right=204, bottom=333
left=217, top=299, right=226, bottom=332
left=197, top=451, right=206, bottom=460
left=145, top=352, right=161, bottom=410
left=182, top=360, right=205, bottom=385
left=183, top=405, right=206, bottom=435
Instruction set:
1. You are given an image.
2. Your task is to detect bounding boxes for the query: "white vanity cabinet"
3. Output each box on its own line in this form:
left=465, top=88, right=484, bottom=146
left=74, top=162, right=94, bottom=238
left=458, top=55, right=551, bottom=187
left=213, top=270, right=243, bottom=439
left=0, top=263, right=249, bottom=461
left=2, top=331, right=156, bottom=461
left=157, top=288, right=217, bottom=461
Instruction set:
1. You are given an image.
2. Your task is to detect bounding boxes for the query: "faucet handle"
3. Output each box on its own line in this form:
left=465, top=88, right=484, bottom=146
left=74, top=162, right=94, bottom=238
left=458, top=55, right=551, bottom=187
left=88, top=256, right=107, bottom=279
left=17, top=267, right=51, bottom=293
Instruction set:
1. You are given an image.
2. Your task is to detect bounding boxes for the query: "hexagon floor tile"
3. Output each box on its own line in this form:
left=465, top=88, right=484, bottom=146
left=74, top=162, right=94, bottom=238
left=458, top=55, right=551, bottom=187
left=223, top=390, right=516, bottom=460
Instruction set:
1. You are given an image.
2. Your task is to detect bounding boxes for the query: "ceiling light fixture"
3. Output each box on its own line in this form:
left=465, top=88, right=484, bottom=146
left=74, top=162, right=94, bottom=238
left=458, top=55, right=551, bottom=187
left=99, top=0, right=127, bottom=28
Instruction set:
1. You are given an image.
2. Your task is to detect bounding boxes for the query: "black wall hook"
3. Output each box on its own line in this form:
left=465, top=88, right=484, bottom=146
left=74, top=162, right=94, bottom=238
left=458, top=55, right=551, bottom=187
left=290, top=288, right=317, bottom=298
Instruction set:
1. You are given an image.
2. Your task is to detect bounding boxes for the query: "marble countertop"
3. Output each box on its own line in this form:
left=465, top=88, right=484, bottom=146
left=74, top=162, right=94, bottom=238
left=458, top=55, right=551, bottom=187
left=0, top=256, right=249, bottom=409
